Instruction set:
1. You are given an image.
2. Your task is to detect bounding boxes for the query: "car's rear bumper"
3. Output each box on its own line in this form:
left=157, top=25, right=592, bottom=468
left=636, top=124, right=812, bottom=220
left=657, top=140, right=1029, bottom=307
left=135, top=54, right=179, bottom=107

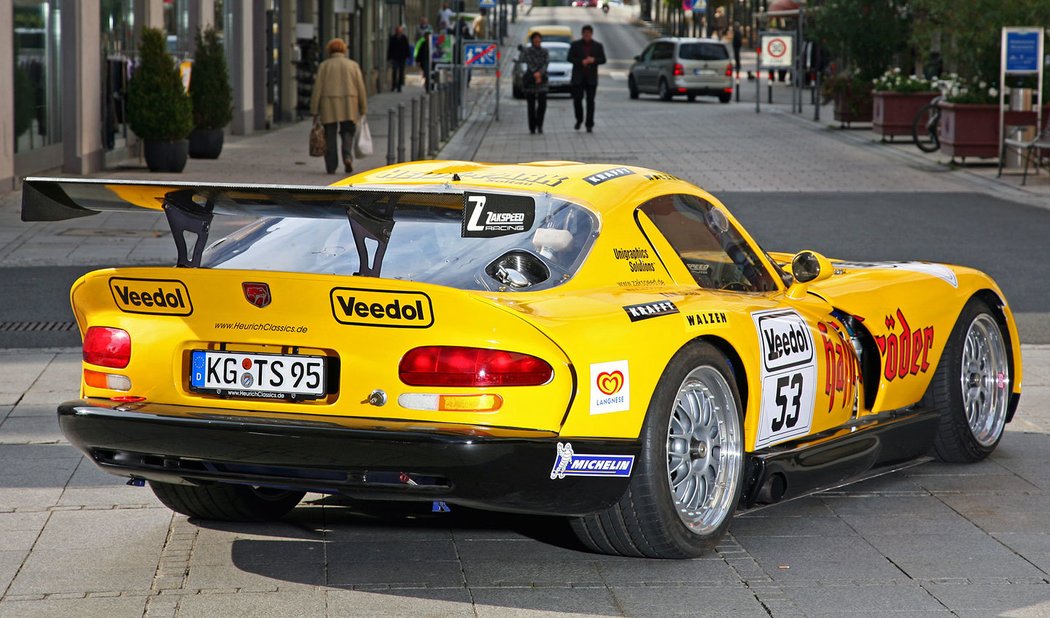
left=58, top=399, right=639, bottom=517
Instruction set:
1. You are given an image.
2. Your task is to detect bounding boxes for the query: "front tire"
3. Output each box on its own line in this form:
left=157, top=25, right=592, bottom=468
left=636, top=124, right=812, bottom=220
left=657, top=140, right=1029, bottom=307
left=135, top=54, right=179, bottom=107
left=628, top=75, right=639, bottom=99
left=923, top=298, right=1011, bottom=462
left=149, top=481, right=305, bottom=521
left=571, top=343, right=745, bottom=558
left=719, top=92, right=732, bottom=104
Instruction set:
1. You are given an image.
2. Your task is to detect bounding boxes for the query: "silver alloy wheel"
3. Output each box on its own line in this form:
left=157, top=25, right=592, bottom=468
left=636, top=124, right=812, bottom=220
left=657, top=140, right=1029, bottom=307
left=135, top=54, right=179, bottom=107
left=961, top=314, right=1010, bottom=446
left=665, top=366, right=742, bottom=535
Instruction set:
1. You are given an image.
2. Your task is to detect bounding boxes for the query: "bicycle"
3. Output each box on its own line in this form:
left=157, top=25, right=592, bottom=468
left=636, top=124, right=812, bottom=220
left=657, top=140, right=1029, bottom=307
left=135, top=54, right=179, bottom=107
left=911, top=93, right=944, bottom=153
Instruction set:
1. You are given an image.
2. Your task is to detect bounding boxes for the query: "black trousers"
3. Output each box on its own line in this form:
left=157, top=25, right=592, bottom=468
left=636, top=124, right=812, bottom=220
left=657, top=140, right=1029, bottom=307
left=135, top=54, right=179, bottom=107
left=525, top=92, right=547, bottom=132
left=323, top=120, right=355, bottom=174
left=391, top=61, right=406, bottom=91
left=572, top=83, right=597, bottom=128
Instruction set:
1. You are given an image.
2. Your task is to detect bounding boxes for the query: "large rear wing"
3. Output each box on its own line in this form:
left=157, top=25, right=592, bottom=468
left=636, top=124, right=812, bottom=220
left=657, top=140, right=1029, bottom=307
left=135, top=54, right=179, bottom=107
left=21, top=178, right=529, bottom=273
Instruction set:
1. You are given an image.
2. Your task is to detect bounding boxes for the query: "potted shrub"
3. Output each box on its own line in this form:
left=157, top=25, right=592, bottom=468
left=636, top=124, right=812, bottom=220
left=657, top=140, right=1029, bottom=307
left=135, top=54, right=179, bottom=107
left=127, top=27, right=193, bottom=172
left=938, top=75, right=1001, bottom=160
left=822, top=72, right=874, bottom=126
left=188, top=26, right=233, bottom=159
left=871, top=69, right=939, bottom=140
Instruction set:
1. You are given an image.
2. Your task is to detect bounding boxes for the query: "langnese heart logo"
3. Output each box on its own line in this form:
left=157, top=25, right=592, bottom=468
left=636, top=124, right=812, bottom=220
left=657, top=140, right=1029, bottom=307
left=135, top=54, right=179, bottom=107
left=597, top=370, right=624, bottom=396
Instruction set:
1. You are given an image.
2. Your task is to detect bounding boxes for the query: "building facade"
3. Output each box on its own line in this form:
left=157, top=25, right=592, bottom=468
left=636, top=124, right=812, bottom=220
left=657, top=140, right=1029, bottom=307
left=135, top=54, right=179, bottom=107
left=1, top=0, right=458, bottom=191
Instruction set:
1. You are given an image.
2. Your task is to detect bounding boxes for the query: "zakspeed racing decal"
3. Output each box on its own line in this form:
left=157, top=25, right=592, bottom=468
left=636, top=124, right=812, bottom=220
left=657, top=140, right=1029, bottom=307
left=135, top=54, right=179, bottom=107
left=623, top=300, right=679, bottom=322
left=330, top=288, right=434, bottom=328
left=875, top=309, right=934, bottom=381
left=461, top=192, right=535, bottom=238
left=550, top=442, right=635, bottom=479
left=109, top=278, right=192, bottom=316
left=752, top=309, right=817, bottom=449
left=583, top=167, right=635, bottom=186
left=590, top=360, right=630, bottom=414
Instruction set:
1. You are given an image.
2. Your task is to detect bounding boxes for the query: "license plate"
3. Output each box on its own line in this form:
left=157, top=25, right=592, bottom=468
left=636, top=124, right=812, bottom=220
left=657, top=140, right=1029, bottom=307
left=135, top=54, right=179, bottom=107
left=694, top=68, right=716, bottom=75
left=190, top=350, right=326, bottom=400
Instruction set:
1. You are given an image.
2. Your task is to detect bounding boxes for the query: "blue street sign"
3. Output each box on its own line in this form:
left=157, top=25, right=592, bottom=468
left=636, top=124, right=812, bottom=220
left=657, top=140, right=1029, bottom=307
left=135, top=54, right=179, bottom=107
left=464, top=41, right=498, bottom=67
left=1005, top=31, right=1040, bottom=73
left=480, top=0, right=496, bottom=8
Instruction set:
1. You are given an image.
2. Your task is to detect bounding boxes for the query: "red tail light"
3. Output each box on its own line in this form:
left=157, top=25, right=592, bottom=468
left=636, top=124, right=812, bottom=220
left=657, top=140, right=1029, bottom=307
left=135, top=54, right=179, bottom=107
left=725, top=63, right=733, bottom=77
left=399, top=346, right=553, bottom=387
left=673, top=63, right=684, bottom=77
left=83, top=327, right=131, bottom=368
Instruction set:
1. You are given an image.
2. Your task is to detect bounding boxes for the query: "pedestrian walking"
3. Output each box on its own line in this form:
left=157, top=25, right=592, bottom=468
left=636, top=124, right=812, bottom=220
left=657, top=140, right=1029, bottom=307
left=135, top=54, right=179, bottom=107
left=568, top=25, right=606, bottom=133
left=387, top=25, right=410, bottom=92
left=437, top=3, right=454, bottom=34
left=416, top=16, right=430, bottom=41
left=310, top=38, right=368, bottom=174
left=732, top=23, right=743, bottom=76
left=414, top=28, right=432, bottom=92
left=521, top=32, right=549, bottom=135
left=472, top=9, right=488, bottom=40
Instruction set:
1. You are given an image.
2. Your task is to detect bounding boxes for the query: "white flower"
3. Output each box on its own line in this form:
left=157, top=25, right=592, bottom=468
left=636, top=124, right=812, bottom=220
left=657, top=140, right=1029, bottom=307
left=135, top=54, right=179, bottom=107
left=893, top=67, right=901, bottom=74
left=989, top=87, right=998, bottom=97
left=979, top=80, right=987, bottom=89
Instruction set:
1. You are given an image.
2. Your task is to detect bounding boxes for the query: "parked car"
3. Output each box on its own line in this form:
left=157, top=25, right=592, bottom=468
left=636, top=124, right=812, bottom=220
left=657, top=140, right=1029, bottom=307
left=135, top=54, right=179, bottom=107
left=629, top=37, right=733, bottom=103
left=22, top=162, right=1021, bottom=558
left=512, top=41, right=572, bottom=99
left=524, top=24, right=573, bottom=45
left=572, top=0, right=599, bottom=7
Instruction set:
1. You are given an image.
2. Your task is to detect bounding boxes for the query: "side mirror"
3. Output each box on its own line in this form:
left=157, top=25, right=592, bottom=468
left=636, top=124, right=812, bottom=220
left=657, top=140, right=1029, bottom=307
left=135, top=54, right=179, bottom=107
left=787, top=250, right=834, bottom=298
left=634, top=54, right=642, bottom=62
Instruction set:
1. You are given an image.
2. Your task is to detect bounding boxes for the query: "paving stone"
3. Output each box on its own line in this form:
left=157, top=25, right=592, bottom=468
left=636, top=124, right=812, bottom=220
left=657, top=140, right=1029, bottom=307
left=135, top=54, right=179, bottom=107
left=56, top=461, right=160, bottom=508
left=327, top=559, right=465, bottom=588
left=821, top=495, right=962, bottom=518
left=937, top=493, right=1050, bottom=534
left=324, top=539, right=459, bottom=562
left=472, top=586, right=622, bottom=617
left=7, top=403, right=59, bottom=418
left=779, top=582, right=946, bottom=615
left=0, top=415, right=63, bottom=444
left=730, top=512, right=858, bottom=538
left=193, top=538, right=323, bottom=567
left=183, top=562, right=326, bottom=591
left=0, top=550, right=28, bottom=595
left=988, top=533, right=1050, bottom=574
left=863, top=533, right=1045, bottom=581
left=6, top=547, right=158, bottom=595
left=326, top=588, right=476, bottom=617
left=923, top=581, right=1050, bottom=615
left=174, top=590, right=327, bottom=618
left=610, top=583, right=764, bottom=617
left=454, top=538, right=595, bottom=562
left=596, top=557, right=739, bottom=585
left=0, top=596, right=148, bottom=618
left=738, top=535, right=902, bottom=582
left=0, top=512, right=48, bottom=551
left=463, top=560, right=603, bottom=587
left=30, top=506, right=171, bottom=552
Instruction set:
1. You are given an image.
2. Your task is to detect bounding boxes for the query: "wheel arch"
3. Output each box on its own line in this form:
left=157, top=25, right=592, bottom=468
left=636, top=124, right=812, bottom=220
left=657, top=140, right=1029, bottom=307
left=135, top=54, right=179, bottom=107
left=687, top=334, right=749, bottom=418
left=971, top=288, right=1022, bottom=422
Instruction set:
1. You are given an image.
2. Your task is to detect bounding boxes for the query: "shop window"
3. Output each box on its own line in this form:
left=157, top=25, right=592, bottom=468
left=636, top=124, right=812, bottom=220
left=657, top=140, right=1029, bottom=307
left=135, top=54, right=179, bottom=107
left=13, top=0, right=62, bottom=154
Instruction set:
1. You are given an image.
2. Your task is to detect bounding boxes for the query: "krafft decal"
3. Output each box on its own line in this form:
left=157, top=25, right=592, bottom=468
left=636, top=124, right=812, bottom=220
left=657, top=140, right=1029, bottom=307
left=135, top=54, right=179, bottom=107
left=623, top=300, right=679, bottom=322
left=550, top=442, right=635, bottom=479
left=875, top=309, right=934, bottom=381
left=109, top=278, right=192, bottom=316
left=752, top=309, right=817, bottom=449
left=242, top=282, right=271, bottom=308
left=583, top=167, right=635, bottom=186
left=818, top=322, right=859, bottom=414
left=462, top=192, right=535, bottom=238
left=330, top=288, right=434, bottom=328
left=590, top=360, right=630, bottom=415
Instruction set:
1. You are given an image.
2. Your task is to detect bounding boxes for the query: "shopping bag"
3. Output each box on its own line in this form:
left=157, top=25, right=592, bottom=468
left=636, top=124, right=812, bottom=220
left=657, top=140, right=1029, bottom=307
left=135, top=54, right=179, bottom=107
left=354, top=116, right=374, bottom=158
left=309, top=118, right=326, bottom=157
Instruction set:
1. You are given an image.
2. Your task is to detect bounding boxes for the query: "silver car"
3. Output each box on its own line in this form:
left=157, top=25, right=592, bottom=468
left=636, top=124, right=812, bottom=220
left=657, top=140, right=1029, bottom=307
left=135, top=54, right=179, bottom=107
left=629, top=37, right=734, bottom=103
left=512, top=42, right=573, bottom=99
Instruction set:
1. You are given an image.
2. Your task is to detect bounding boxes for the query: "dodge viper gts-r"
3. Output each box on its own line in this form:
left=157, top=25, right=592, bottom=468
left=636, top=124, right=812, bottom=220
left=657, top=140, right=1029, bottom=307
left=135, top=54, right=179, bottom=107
left=22, top=161, right=1021, bottom=558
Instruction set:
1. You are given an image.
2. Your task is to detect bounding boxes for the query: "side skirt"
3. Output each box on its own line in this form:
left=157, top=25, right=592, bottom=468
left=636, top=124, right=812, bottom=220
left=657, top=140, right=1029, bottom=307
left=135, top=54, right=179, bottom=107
left=740, top=409, right=940, bottom=509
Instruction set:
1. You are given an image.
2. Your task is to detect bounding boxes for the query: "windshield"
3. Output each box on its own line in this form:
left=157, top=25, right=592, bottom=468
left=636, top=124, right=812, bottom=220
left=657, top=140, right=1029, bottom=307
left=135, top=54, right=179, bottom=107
left=202, top=192, right=598, bottom=292
left=679, top=43, right=729, bottom=61
left=547, top=46, right=569, bottom=62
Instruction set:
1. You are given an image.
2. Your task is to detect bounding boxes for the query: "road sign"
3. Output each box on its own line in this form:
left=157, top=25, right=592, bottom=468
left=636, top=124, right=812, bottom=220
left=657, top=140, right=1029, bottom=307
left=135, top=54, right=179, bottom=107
left=464, top=41, right=498, bottom=67
left=1004, top=28, right=1042, bottom=74
left=759, top=33, right=793, bottom=69
left=480, top=0, right=496, bottom=7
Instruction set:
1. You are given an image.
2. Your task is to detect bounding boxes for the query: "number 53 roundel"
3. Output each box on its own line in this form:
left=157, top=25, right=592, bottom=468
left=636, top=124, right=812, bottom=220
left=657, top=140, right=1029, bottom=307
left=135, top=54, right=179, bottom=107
left=752, top=309, right=818, bottom=449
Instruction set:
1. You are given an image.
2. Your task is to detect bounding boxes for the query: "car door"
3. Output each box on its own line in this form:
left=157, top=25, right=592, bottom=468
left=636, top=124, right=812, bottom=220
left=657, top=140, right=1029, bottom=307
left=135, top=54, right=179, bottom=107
left=632, top=44, right=656, bottom=91
left=634, top=193, right=861, bottom=450
left=650, top=42, right=675, bottom=89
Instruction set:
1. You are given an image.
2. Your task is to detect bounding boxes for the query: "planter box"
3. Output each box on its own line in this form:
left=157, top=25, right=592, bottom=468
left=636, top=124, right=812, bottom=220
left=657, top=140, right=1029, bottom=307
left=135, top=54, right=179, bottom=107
left=939, top=102, right=999, bottom=159
left=873, top=91, right=938, bottom=138
left=833, top=92, right=873, bottom=126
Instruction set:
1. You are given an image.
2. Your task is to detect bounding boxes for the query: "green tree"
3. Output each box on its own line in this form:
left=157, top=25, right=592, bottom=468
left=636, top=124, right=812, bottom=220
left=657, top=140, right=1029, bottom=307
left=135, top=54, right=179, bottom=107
left=127, top=27, right=193, bottom=140
left=189, top=26, right=233, bottom=130
left=811, top=0, right=911, bottom=81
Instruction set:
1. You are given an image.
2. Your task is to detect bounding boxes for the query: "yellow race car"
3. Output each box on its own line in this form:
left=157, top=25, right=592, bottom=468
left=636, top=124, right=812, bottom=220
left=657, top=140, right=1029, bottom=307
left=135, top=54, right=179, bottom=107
left=22, top=161, right=1022, bottom=559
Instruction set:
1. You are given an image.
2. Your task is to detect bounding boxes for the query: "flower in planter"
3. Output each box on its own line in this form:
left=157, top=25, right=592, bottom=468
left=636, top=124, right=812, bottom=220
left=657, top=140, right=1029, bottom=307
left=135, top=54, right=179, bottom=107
left=872, top=68, right=935, bottom=93
left=937, top=75, right=999, bottom=105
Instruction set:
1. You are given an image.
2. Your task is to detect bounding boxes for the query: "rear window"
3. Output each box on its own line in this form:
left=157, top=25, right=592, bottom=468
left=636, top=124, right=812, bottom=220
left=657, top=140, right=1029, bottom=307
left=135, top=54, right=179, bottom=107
left=679, top=43, right=729, bottom=61
left=202, top=192, right=598, bottom=293
left=547, top=46, right=569, bottom=62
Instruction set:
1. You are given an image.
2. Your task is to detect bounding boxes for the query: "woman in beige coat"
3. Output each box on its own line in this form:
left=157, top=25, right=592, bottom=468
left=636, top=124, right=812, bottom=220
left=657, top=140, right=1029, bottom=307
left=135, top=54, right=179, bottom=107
left=310, top=39, right=368, bottom=174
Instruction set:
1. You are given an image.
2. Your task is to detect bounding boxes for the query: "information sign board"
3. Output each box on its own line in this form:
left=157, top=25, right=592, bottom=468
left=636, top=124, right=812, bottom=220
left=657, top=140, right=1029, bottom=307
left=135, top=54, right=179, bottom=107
left=759, top=32, right=793, bottom=69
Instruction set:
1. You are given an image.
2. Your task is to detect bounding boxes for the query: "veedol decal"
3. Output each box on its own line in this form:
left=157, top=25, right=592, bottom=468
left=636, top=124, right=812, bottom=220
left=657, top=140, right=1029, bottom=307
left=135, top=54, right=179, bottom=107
left=874, top=309, right=934, bottom=381
left=583, top=167, right=635, bottom=186
left=752, top=309, right=817, bottom=449
left=109, top=278, right=192, bottom=316
left=833, top=261, right=959, bottom=288
left=330, top=288, right=434, bottom=328
left=623, top=300, right=679, bottom=322
left=590, top=360, right=630, bottom=415
left=461, top=192, right=536, bottom=238
left=550, top=442, right=635, bottom=479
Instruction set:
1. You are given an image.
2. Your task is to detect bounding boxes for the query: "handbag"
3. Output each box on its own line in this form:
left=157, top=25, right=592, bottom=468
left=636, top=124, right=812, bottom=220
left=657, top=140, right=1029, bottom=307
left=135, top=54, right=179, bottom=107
left=353, top=116, right=373, bottom=158
left=309, top=117, right=326, bottom=157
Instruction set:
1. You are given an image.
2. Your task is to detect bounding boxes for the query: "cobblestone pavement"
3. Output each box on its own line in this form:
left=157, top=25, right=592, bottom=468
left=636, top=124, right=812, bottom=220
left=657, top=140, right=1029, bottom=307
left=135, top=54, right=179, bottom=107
left=2, top=5, right=1050, bottom=617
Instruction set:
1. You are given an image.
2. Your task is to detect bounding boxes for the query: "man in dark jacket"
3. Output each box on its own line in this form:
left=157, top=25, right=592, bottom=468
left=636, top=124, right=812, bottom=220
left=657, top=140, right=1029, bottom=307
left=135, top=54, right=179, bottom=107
left=387, top=25, right=410, bottom=92
left=567, top=25, right=606, bottom=132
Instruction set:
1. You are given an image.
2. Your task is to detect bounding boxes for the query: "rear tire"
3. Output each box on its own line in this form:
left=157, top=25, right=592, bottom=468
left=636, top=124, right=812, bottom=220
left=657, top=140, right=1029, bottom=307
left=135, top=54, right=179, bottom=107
left=149, top=481, right=305, bottom=521
left=719, top=92, right=732, bottom=104
left=912, top=101, right=941, bottom=152
left=687, top=94, right=696, bottom=102
left=570, top=343, right=744, bottom=558
left=628, top=75, right=639, bottom=99
left=659, top=78, right=673, bottom=102
left=922, top=298, right=1011, bottom=462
